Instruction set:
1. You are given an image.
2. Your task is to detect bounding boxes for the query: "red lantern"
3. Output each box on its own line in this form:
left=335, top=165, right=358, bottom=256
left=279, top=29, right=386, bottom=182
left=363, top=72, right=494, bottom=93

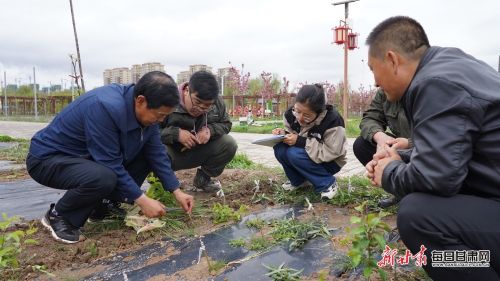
left=347, top=33, right=358, bottom=50
left=333, top=26, right=347, bottom=45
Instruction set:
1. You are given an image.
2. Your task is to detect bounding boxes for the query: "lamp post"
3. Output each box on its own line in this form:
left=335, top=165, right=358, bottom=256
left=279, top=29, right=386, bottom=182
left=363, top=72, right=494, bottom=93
left=332, top=0, right=359, bottom=125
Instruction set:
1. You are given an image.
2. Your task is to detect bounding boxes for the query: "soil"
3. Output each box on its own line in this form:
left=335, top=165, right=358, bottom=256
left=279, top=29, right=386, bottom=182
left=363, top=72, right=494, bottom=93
left=0, top=168, right=31, bottom=182
left=2, top=168, right=400, bottom=281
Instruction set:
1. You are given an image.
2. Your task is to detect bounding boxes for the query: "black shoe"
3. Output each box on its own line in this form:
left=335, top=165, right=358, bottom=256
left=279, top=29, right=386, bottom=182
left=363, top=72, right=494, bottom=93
left=193, top=168, right=221, bottom=192
left=88, top=200, right=126, bottom=222
left=41, top=203, right=81, bottom=244
left=378, top=195, right=400, bottom=209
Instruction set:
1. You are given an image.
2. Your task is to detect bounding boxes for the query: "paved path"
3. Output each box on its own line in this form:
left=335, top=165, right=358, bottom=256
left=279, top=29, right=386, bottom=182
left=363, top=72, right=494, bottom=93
left=0, top=121, right=365, bottom=178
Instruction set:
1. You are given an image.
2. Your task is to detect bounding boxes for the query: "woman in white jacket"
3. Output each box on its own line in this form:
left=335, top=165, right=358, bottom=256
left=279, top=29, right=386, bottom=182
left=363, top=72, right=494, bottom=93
left=272, top=84, right=347, bottom=199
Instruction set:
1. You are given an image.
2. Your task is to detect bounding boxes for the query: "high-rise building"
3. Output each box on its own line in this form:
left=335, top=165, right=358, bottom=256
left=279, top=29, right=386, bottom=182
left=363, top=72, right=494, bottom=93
left=140, top=62, right=165, bottom=78
left=189, top=64, right=213, bottom=74
left=103, top=67, right=131, bottom=85
left=177, top=71, right=191, bottom=84
left=103, top=62, right=165, bottom=85
left=176, top=64, right=214, bottom=84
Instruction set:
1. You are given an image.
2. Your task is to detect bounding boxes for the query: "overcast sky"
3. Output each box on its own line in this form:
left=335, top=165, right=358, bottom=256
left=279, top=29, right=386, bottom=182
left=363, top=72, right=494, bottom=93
left=1, top=0, right=499, bottom=91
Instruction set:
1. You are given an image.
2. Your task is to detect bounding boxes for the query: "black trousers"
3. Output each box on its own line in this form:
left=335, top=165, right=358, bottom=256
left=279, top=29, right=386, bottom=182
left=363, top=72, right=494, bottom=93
left=166, top=134, right=238, bottom=177
left=353, top=136, right=376, bottom=166
left=26, top=153, right=151, bottom=227
left=398, top=193, right=500, bottom=280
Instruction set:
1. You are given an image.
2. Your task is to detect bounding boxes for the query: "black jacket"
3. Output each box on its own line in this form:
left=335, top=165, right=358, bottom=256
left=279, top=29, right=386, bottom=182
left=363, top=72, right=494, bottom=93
left=382, top=46, right=500, bottom=199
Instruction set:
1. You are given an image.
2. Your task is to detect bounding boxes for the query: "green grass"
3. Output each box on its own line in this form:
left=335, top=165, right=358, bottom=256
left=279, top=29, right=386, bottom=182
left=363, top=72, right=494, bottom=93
left=0, top=139, right=30, bottom=163
left=0, top=135, right=28, bottom=142
left=231, top=123, right=281, bottom=134
left=346, top=117, right=361, bottom=138
left=226, top=152, right=261, bottom=169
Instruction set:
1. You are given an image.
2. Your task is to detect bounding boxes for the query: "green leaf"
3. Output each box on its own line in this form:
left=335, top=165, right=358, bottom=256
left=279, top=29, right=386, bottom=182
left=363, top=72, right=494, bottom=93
left=373, top=233, right=386, bottom=250
left=378, top=268, right=388, bottom=281
left=350, top=216, right=362, bottom=224
left=363, top=266, right=374, bottom=278
left=24, top=239, right=39, bottom=245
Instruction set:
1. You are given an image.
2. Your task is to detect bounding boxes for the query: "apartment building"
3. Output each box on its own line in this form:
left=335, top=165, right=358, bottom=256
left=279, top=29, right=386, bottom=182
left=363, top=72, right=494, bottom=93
left=103, top=62, right=165, bottom=85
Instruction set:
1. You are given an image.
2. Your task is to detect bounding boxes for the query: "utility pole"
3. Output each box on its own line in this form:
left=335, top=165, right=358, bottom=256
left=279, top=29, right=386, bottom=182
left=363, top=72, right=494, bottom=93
left=33, top=67, right=38, bottom=119
left=333, top=0, right=359, bottom=125
left=69, top=0, right=85, bottom=93
left=3, top=71, right=7, bottom=116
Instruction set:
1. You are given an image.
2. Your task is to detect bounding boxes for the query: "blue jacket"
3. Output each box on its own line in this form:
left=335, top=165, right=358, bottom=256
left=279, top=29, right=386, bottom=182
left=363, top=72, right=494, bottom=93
left=29, top=84, right=180, bottom=202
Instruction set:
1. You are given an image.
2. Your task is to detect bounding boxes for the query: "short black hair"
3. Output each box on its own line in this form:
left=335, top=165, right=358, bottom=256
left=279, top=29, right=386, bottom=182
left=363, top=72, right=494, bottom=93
left=296, top=84, right=326, bottom=113
left=134, top=71, right=179, bottom=108
left=366, top=16, right=430, bottom=60
left=189, top=71, right=219, bottom=101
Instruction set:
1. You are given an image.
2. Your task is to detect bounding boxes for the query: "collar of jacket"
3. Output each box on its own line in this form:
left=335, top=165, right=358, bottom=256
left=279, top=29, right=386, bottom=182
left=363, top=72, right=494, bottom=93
left=124, top=84, right=142, bottom=131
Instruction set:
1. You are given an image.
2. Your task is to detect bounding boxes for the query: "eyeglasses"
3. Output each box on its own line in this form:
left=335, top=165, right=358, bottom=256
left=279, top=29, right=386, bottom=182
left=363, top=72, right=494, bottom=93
left=189, top=92, right=214, bottom=112
left=292, top=107, right=317, bottom=123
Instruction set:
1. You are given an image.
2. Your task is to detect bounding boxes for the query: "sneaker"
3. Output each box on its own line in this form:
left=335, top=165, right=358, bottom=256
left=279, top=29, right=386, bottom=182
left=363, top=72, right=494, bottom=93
left=320, top=182, right=339, bottom=200
left=281, top=180, right=312, bottom=191
left=88, top=200, right=126, bottom=222
left=378, top=195, right=400, bottom=209
left=41, top=203, right=82, bottom=244
left=193, top=168, right=222, bottom=192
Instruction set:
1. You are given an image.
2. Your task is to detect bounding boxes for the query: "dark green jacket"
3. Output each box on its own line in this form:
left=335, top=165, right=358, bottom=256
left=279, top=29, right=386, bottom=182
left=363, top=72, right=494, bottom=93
left=360, top=89, right=411, bottom=145
left=160, top=95, right=232, bottom=151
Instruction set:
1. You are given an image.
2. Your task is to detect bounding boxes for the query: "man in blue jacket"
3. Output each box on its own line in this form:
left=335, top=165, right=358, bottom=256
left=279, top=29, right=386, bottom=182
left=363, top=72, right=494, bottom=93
left=365, top=16, right=500, bottom=280
left=27, top=71, right=194, bottom=244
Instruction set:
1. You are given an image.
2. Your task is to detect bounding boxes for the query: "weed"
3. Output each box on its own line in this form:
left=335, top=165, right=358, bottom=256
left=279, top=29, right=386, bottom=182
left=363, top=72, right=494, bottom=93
left=263, top=262, right=303, bottom=281
left=0, top=135, right=27, bottom=142
left=343, top=201, right=392, bottom=280
left=229, top=238, right=246, bottom=248
left=248, top=236, right=271, bottom=251
left=145, top=175, right=178, bottom=206
left=86, top=241, right=99, bottom=258
left=211, top=203, right=248, bottom=224
left=32, top=264, right=55, bottom=277
left=208, top=259, right=226, bottom=274
left=245, top=218, right=266, bottom=230
left=0, top=213, right=38, bottom=276
left=270, top=217, right=330, bottom=251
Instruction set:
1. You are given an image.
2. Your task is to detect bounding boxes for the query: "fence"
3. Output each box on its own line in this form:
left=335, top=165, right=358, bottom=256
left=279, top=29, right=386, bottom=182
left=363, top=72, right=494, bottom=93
left=0, top=96, right=73, bottom=116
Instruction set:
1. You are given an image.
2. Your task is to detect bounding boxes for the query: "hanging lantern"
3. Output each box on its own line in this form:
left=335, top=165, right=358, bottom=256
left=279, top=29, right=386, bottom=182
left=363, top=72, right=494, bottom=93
left=347, top=33, right=358, bottom=50
left=333, top=26, right=347, bottom=45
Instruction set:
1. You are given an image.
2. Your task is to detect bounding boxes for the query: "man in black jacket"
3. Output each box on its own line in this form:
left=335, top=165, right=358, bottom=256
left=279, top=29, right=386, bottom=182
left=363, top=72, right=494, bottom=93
left=160, top=71, right=237, bottom=192
left=365, top=16, right=500, bottom=280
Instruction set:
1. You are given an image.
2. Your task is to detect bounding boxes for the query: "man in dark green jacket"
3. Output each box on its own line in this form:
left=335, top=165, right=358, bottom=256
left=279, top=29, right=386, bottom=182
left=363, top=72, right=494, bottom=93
left=353, top=88, right=411, bottom=207
left=160, top=71, right=237, bottom=192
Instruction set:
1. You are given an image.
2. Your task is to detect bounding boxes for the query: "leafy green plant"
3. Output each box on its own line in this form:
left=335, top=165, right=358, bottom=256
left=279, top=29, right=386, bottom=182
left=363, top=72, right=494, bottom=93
left=0, top=213, right=38, bottom=274
left=0, top=135, right=26, bottom=142
left=245, top=218, right=266, bottom=230
left=343, top=201, right=392, bottom=280
left=86, top=241, right=99, bottom=258
left=208, top=259, right=226, bottom=274
left=263, top=262, right=303, bottom=281
left=248, top=236, right=271, bottom=251
left=145, top=175, right=178, bottom=206
left=229, top=238, right=246, bottom=248
left=270, top=218, right=330, bottom=251
left=211, top=203, right=248, bottom=224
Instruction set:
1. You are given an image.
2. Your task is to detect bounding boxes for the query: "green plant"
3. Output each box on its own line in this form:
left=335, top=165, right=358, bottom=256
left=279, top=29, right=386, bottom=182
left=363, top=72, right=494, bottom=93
left=211, top=203, right=248, bottom=224
left=248, top=236, right=271, bottom=251
left=344, top=201, right=392, bottom=280
left=245, top=218, right=266, bottom=230
left=226, top=153, right=260, bottom=169
left=32, top=264, right=55, bottom=277
left=229, top=238, right=246, bottom=248
left=145, top=175, right=178, bottom=206
left=263, top=262, right=303, bottom=281
left=270, top=218, right=330, bottom=251
left=86, top=241, right=99, bottom=257
left=208, top=259, right=226, bottom=274
left=0, top=213, right=38, bottom=274
left=0, top=135, right=26, bottom=142
left=345, top=117, right=361, bottom=138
